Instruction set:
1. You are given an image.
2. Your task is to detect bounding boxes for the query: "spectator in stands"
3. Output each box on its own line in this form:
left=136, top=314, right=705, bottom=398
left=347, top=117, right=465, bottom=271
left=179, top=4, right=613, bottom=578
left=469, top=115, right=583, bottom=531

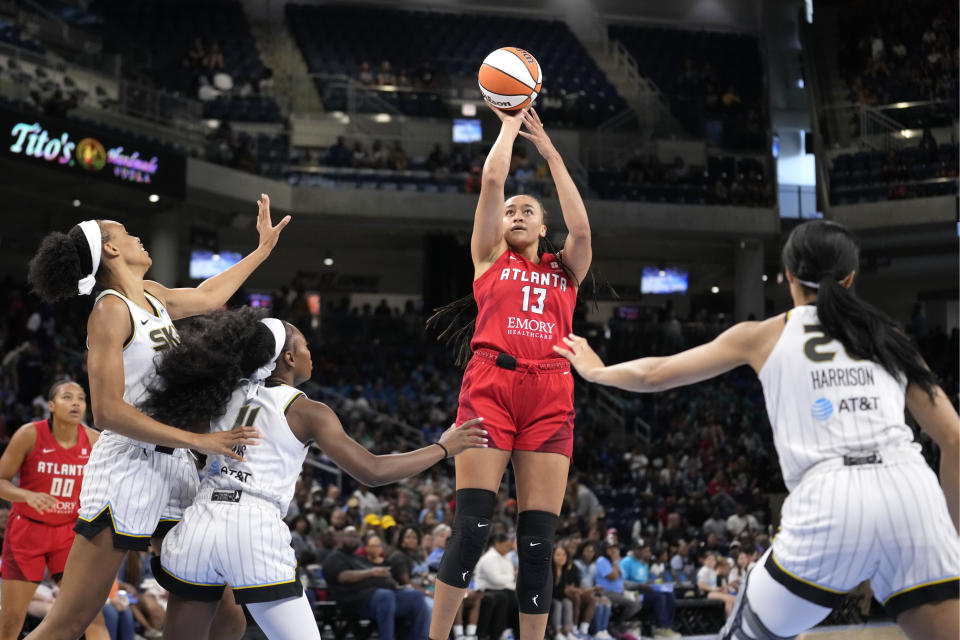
left=184, top=37, right=206, bottom=68
left=696, top=551, right=736, bottom=618
left=353, top=484, right=381, bottom=517
left=427, top=144, right=448, bottom=172
left=370, top=140, right=389, bottom=168
left=388, top=526, right=431, bottom=590
left=325, top=526, right=432, bottom=640
left=326, top=137, right=353, bottom=168
left=353, top=142, right=370, bottom=167
left=669, top=540, right=696, bottom=585
left=595, top=541, right=641, bottom=633
left=290, top=515, right=317, bottom=564
left=725, top=504, right=760, bottom=538
left=359, top=61, right=375, bottom=85
left=568, top=476, right=604, bottom=530
left=427, top=523, right=451, bottom=571
left=389, top=143, right=409, bottom=171
left=365, top=535, right=387, bottom=566
left=721, top=85, right=741, bottom=109
left=702, top=508, right=727, bottom=541
left=619, top=543, right=679, bottom=638
left=474, top=533, right=518, bottom=640
left=397, top=68, right=412, bottom=87
left=416, top=61, right=435, bottom=88
left=419, top=494, right=444, bottom=524
left=204, top=40, right=225, bottom=72
left=377, top=60, right=397, bottom=85
left=727, top=548, right=751, bottom=591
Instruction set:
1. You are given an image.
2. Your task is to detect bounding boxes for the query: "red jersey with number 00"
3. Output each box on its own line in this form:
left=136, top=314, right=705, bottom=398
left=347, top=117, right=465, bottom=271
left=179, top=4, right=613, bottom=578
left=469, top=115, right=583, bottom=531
left=13, top=420, right=91, bottom=525
left=471, top=250, right=577, bottom=360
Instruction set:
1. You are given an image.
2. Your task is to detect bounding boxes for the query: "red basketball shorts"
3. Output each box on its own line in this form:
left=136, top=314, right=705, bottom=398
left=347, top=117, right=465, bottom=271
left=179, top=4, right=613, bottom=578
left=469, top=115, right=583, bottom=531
left=1, top=511, right=76, bottom=582
left=456, top=348, right=575, bottom=458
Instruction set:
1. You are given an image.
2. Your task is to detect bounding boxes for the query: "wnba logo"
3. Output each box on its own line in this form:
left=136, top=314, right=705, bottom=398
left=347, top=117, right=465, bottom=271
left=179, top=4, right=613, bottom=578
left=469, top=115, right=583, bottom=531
left=811, top=398, right=833, bottom=421
left=75, top=138, right=106, bottom=171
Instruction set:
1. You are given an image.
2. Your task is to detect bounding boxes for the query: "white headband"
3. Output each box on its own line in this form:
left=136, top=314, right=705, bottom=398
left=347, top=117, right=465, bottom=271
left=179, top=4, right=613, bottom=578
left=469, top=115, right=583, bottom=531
left=76, top=220, right=102, bottom=295
left=245, top=318, right=287, bottom=400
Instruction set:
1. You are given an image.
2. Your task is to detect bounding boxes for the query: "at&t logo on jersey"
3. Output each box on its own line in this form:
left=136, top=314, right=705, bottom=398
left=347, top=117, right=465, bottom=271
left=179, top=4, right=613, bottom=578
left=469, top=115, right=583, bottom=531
left=811, top=397, right=833, bottom=421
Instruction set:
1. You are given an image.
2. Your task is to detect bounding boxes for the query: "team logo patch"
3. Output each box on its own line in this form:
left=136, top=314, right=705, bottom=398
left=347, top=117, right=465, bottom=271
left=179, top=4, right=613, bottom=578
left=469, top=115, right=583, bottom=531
left=551, top=262, right=559, bottom=269
left=811, top=397, right=834, bottom=421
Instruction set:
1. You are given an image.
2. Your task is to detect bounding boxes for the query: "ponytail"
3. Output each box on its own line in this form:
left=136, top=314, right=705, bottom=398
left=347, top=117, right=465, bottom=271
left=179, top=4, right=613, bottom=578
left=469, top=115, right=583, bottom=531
left=815, top=274, right=937, bottom=398
left=783, top=221, right=938, bottom=398
left=141, top=307, right=281, bottom=429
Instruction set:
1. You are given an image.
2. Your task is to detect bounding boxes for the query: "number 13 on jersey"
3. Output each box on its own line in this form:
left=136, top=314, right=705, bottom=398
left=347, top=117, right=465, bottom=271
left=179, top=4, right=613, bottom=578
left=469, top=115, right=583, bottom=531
left=521, top=286, right=546, bottom=314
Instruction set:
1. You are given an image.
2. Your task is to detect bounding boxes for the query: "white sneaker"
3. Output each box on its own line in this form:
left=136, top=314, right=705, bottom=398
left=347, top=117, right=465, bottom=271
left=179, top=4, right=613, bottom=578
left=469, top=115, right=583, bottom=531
left=555, top=633, right=569, bottom=640
left=499, top=630, right=515, bottom=640
left=594, top=631, right=613, bottom=640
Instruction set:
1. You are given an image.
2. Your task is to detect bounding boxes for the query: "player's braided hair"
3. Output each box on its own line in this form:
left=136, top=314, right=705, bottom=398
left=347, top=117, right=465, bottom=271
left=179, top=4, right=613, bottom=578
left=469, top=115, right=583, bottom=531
left=141, top=307, right=288, bottom=430
left=782, top=220, right=937, bottom=399
left=28, top=222, right=111, bottom=302
left=427, top=195, right=596, bottom=367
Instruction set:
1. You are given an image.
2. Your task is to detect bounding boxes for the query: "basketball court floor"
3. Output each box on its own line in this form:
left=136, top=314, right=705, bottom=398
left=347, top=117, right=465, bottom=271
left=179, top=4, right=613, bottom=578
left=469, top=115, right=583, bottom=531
left=683, top=623, right=906, bottom=640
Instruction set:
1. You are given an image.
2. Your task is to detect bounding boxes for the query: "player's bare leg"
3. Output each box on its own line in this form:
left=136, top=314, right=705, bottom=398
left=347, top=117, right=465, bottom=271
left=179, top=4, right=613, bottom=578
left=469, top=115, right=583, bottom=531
left=898, top=599, right=959, bottom=640
left=0, top=579, right=42, bottom=640
left=209, top=586, right=247, bottom=640
left=23, top=529, right=129, bottom=640
left=83, top=612, right=111, bottom=640
left=164, top=594, right=220, bottom=640
left=429, top=447, right=511, bottom=640
left=512, top=450, right=569, bottom=640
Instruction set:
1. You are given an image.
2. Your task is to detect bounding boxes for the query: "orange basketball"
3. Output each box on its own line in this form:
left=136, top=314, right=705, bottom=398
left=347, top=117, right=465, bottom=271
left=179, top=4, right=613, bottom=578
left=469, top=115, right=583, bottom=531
left=478, top=47, right=543, bottom=111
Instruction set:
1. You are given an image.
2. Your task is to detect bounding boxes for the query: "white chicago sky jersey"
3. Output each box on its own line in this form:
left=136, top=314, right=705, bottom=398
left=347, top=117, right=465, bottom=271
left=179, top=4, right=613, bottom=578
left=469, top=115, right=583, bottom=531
left=758, top=305, right=916, bottom=491
left=201, top=382, right=307, bottom=512
left=93, top=289, right=180, bottom=442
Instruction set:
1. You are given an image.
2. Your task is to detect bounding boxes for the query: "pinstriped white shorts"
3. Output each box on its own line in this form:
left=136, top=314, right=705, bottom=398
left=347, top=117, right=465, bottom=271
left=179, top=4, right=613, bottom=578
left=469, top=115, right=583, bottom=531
left=75, top=433, right=198, bottom=551
left=156, top=487, right=302, bottom=604
left=770, top=447, right=960, bottom=617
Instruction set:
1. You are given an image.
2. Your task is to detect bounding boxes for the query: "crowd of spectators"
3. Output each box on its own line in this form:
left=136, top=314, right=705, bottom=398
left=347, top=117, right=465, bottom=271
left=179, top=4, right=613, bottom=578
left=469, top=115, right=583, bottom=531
left=1, top=274, right=955, bottom=637
left=838, top=0, right=958, bottom=105
left=591, top=154, right=774, bottom=207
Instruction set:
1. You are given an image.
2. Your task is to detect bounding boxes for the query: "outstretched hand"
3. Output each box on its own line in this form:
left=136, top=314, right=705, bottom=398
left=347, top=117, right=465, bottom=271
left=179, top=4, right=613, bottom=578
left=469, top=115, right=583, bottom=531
left=438, top=417, right=488, bottom=457
left=256, top=193, right=291, bottom=253
left=517, top=108, right=558, bottom=161
left=553, top=333, right=605, bottom=382
left=485, top=100, right=526, bottom=130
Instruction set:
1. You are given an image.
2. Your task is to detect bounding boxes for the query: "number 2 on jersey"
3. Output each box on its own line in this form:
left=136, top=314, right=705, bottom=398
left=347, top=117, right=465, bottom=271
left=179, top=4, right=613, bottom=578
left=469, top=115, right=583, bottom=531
left=521, top=286, right=546, bottom=315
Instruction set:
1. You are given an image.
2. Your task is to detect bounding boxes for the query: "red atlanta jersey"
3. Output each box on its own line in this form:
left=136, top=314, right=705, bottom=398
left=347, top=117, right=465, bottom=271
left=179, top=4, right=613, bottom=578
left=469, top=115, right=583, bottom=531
left=13, top=420, right=92, bottom=525
left=471, top=250, right=577, bottom=360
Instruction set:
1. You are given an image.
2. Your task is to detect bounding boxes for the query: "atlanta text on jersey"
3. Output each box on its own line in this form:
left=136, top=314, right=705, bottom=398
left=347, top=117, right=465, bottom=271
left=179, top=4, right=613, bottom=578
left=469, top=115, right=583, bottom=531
left=499, top=267, right=568, bottom=291
left=36, top=461, right=85, bottom=476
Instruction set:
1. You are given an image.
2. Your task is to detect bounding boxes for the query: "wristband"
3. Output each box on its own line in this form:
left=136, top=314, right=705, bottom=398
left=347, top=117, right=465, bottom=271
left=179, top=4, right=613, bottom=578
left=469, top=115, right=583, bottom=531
left=433, top=441, right=449, bottom=459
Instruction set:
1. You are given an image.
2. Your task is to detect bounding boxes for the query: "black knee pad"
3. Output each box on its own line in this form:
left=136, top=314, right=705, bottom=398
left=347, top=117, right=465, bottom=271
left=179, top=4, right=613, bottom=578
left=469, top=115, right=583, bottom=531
left=437, top=488, right=496, bottom=588
left=516, top=510, right=559, bottom=615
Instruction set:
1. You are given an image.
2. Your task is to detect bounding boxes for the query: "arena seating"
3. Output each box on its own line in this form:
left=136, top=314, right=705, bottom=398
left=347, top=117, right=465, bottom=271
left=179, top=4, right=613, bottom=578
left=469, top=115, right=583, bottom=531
left=285, top=4, right=628, bottom=126
left=828, top=143, right=958, bottom=204
left=95, top=0, right=281, bottom=121
left=835, top=0, right=957, bottom=105
left=609, top=25, right=766, bottom=150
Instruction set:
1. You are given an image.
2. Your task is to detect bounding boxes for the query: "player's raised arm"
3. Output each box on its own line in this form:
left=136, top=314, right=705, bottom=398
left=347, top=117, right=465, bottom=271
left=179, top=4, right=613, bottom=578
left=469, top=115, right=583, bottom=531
left=86, top=296, right=258, bottom=459
left=554, top=319, right=781, bottom=393
left=286, top=397, right=487, bottom=486
left=145, top=193, right=290, bottom=320
left=471, top=104, right=525, bottom=269
left=518, top=108, right=592, bottom=283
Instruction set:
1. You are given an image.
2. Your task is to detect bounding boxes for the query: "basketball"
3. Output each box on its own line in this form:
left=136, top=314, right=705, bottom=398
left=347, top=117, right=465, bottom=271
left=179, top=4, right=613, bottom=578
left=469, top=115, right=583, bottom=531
left=477, top=47, right=543, bottom=111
